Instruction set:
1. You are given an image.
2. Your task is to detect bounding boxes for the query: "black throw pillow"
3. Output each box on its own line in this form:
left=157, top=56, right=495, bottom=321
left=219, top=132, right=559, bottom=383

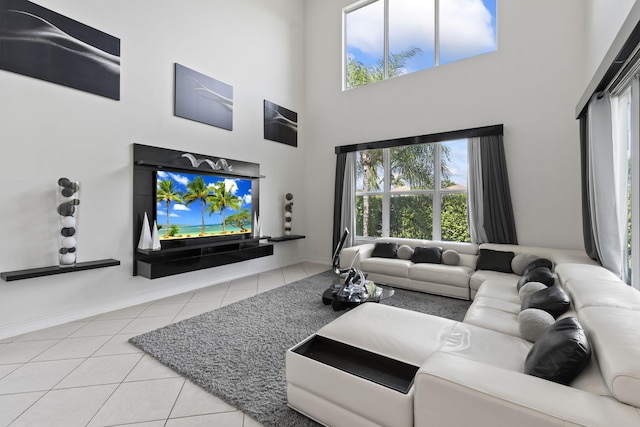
left=371, top=242, right=399, bottom=259
left=516, top=267, right=555, bottom=291
left=476, top=249, right=514, bottom=273
left=524, top=317, right=591, bottom=385
left=521, top=284, right=570, bottom=318
left=522, top=258, right=554, bottom=276
left=411, top=247, right=443, bottom=264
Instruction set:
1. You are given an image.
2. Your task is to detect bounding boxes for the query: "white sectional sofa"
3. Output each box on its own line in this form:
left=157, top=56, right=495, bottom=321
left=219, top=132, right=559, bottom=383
left=286, top=240, right=640, bottom=426
left=339, top=237, right=596, bottom=300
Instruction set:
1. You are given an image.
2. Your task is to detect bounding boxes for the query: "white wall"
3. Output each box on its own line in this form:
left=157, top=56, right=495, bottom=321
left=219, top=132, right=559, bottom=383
left=0, top=0, right=307, bottom=338
left=584, top=0, right=637, bottom=83
left=302, top=0, right=587, bottom=263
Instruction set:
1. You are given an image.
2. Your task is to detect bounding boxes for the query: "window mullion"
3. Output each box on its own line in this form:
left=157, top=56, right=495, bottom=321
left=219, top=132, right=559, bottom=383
left=434, top=0, right=439, bottom=67
left=384, top=0, right=389, bottom=80
left=382, top=148, right=391, bottom=236
left=433, top=143, right=442, bottom=240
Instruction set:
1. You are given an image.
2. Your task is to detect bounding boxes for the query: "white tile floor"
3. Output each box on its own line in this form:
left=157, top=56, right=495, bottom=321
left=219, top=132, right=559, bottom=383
left=0, top=262, right=329, bottom=427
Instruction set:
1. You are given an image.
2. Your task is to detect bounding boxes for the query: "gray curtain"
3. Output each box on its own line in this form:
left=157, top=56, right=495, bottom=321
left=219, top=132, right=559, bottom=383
left=340, top=152, right=356, bottom=247
left=332, top=152, right=356, bottom=253
left=585, top=92, right=628, bottom=281
left=467, top=135, right=517, bottom=244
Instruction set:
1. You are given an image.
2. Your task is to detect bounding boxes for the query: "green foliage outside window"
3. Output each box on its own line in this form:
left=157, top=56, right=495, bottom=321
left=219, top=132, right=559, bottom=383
left=441, top=194, right=471, bottom=242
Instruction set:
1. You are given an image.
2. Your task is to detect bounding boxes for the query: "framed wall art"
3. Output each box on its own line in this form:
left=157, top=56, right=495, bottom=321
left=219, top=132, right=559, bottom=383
left=0, top=0, right=121, bottom=100
left=264, top=100, right=297, bottom=147
left=174, top=63, right=233, bottom=131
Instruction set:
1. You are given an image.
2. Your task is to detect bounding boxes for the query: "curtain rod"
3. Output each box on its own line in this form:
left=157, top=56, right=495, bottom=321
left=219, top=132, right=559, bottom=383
left=334, top=124, right=503, bottom=154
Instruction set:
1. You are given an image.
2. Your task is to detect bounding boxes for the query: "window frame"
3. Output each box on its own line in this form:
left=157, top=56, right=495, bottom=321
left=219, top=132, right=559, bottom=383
left=355, top=141, right=467, bottom=242
left=342, top=0, right=497, bottom=90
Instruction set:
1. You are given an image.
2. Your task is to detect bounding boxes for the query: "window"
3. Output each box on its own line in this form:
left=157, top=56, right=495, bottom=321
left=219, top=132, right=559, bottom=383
left=344, top=0, right=497, bottom=90
left=355, top=140, right=470, bottom=241
left=611, top=82, right=639, bottom=288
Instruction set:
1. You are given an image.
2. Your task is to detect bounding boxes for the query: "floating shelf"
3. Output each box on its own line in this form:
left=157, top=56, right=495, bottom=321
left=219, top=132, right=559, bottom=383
left=268, top=235, right=306, bottom=242
left=136, top=243, right=273, bottom=279
left=1, top=259, right=121, bottom=282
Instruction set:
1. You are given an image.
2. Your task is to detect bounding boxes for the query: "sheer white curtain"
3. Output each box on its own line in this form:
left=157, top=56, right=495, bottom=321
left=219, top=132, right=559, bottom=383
left=340, top=152, right=356, bottom=247
left=467, top=137, right=488, bottom=243
left=587, top=92, right=629, bottom=281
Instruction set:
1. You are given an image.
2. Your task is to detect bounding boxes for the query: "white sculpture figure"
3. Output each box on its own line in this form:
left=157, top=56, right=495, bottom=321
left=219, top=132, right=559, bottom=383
left=137, top=212, right=153, bottom=250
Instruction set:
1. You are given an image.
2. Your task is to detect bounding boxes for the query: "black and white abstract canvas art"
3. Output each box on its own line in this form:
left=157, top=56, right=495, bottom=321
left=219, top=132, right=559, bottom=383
left=175, top=63, right=233, bottom=131
left=264, top=100, right=298, bottom=147
left=0, top=0, right=120, bottom=100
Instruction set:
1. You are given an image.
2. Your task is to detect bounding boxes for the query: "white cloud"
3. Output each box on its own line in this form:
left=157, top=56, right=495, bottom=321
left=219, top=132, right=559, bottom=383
left=224, top=179, right=238, bottom=194
left=243, top=194, right=252, bottom=204
left=173, top=204, right=190, bottom=211
left=347, top=0, right=494, bottom=60
left=440, top=0, right=495, bottom=57
left=169, top=173, right=189, bottom=186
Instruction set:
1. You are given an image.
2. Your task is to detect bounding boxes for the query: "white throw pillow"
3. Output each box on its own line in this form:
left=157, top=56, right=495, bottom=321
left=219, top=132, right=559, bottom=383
left=441, top=249, right=460, bottom=266
left=397, top=245, right=414, bottom=260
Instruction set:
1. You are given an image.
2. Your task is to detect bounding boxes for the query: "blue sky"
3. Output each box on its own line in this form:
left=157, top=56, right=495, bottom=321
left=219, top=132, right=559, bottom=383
left=156, top=171, right=252, bottom=226
left=346, top=0, right=496, bottom=73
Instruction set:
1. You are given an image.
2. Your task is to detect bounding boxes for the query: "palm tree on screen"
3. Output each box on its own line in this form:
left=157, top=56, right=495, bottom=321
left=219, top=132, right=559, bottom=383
left=182, top=176, right=210, bottom=236
left=156, top=179, right=182, bottom=237
left=208, top=181, right=243, bottom=233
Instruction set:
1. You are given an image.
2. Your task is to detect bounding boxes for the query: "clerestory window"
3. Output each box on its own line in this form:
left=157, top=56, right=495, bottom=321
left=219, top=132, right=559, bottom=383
left=344, top=0, right=497, bottom=90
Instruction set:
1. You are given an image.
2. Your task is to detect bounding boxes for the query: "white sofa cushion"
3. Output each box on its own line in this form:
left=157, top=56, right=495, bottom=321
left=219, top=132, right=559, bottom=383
left=316, top=303, right=457, bottom=366
left=360, top=258, right=411, bottom=278
left=578, top=306, right=640, bottom=407
left=564, top=279, right=640, bottom=310
left=409, top=264, right=473, bottom=288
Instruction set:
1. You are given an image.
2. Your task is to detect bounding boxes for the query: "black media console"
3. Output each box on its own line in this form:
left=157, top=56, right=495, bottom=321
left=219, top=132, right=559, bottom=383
left=132, top=143, right=273, bottom=279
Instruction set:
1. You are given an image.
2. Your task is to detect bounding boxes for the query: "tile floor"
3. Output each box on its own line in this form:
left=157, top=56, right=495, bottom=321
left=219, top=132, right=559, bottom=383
left=0, top=262, right=329, bottom=427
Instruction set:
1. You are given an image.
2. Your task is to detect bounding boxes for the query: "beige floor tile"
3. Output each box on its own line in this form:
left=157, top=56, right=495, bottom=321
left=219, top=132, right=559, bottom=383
left=257, top=270, right=285, bottom=288
left=282, top=263, right=309, bottom=283
left=170, top=380, right=237, bottom=418
left=0, top=363, right=21, bottom=379
left=139, top=303, right=187, bottom=318
left=112, top=422, right=166, bottom=427
left=68, top=318, right=132, bottom=338
left=165, top=411, right=244, bottom=427
left=125, top=354, right=181, bottom=382
left=87, top=377, right=184, bottom=426
left=178, top=300, right=222, bottom=317
left=55, top=353, right=143, bottom=388
left=92, top=333, right=144, bottom=356
left=118, top=316, right=176, bottom=334
left=0, top=359, right=84, bottom=394
left=221, top=289, right=258, bottom=306
left=94, top=304, right=150, bottom=320
left=32, top=336, right=111, bottom=361
left=243, top=414, right=265, bottom=427
left=153, top=292, right=195, bottom=305
left=14, top=322, right=88, bottom=342
left=10, top=384, right=117, bottom=427
left=302, top=262, right=330, bottom=276
left=228, top=275, right=258, bottom=291
left=191, top=283, right=230, bottom=301
left=0, top=391, right=45, bottom=425
left=0, top=340, right=59, bottom=364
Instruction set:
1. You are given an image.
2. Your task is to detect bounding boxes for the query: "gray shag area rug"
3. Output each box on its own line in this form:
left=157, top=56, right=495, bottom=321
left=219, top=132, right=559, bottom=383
left=129, top=270, right=471, bottom=427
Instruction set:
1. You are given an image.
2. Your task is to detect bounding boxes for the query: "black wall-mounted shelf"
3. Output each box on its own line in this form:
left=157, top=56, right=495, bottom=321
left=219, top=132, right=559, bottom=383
left=268, top=235, right=305, bottom=242
left=136, top=241, right=273, bottom=279
left=1, top=259, right=121, bottom=282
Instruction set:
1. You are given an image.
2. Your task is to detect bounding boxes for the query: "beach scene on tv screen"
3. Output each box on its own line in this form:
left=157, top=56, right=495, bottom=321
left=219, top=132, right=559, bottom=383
left=156, top=171, right=252, bottom=240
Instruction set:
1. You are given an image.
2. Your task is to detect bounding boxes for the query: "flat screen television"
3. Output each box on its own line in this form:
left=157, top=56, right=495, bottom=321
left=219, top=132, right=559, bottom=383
left=155, top=169, right=253, bottom=242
